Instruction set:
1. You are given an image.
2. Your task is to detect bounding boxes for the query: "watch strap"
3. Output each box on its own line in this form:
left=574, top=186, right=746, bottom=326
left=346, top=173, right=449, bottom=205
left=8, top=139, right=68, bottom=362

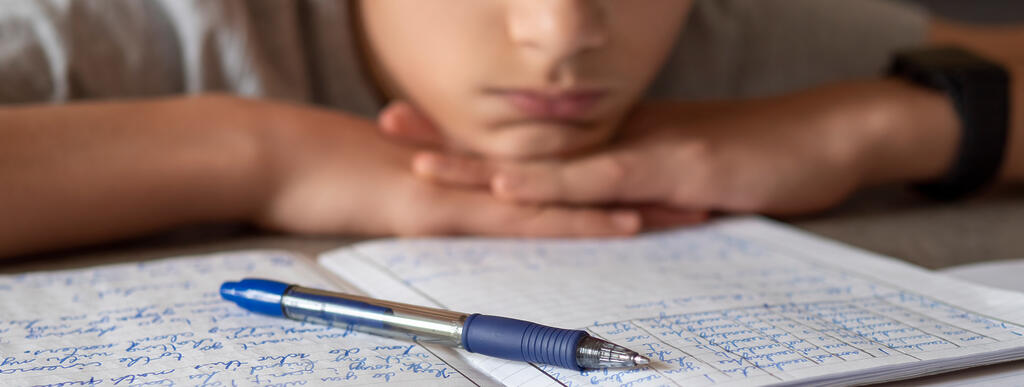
left=889, top=46, right=1010, bottom=201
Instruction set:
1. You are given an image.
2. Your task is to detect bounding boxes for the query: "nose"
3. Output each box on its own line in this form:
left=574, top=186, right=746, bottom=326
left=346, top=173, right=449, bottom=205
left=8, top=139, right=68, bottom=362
left=507, top=0, right=608, bottom=66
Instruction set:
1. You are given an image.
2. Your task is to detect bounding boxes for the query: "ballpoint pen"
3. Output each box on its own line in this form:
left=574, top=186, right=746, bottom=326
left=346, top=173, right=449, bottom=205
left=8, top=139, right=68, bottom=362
left=220, top=278, right=649, bottom=370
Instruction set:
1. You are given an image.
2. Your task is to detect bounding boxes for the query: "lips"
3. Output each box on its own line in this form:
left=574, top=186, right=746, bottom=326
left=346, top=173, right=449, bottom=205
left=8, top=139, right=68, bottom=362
left=496, top=89, right=608, bottom=120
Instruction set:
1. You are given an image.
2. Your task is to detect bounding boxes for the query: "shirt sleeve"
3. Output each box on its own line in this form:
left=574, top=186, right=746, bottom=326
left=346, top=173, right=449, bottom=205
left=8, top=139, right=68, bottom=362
left=649, top=0, right=930, bottom=100
left=0, top=0, right=188, bottom=104
left=0, top=0, right=311, bottom=105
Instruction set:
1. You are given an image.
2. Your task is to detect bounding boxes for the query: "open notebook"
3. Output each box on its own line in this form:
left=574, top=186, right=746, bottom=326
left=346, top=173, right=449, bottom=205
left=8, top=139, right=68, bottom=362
left=3, top=217, right=1024, bottom=387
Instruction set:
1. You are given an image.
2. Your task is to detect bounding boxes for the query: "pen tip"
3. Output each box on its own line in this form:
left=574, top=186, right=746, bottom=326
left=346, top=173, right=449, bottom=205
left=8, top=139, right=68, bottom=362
left=633, top=354, right=650, bottom=366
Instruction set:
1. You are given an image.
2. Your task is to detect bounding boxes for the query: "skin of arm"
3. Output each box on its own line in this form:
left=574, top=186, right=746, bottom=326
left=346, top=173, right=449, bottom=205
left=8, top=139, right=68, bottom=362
left=387, top=20, right=1024, bottom=216
left=854, top=20, right=1023, bottom=186
left=0, top=95, right=268, bottom=257
left=0, top=95, right=642, bottom=259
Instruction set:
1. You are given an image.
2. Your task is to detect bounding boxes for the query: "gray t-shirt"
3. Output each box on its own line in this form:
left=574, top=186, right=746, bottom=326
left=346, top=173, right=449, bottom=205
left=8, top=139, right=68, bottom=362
left=0, top=0, right=927, bottom=117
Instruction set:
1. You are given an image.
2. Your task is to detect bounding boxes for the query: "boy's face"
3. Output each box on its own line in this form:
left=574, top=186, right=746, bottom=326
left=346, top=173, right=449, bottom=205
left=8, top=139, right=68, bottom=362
left=359, top=1, right=692, bottom=159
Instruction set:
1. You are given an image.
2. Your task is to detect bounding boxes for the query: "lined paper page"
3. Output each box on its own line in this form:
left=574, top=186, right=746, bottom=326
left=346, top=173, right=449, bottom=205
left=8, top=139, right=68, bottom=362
left=0, top=252, right=476, bottom=386
left=320, top=217, right=1024, bottom=387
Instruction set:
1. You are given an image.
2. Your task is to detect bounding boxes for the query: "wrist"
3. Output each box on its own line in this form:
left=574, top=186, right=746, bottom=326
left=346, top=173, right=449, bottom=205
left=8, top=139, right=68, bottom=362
left=851, top=79, right=960, bottom=186
left=189, top=94, right=278, bottom=225
left=239, top=97, right=402, bottom=235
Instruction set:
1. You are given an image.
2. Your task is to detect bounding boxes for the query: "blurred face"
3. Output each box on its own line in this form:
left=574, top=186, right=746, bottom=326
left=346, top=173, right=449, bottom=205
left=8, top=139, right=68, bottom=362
left=358, top=0, right=692, bottom=159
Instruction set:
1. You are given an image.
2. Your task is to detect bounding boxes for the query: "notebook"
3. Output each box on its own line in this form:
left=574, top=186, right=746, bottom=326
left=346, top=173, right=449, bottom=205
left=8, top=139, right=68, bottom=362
left=3, top=217, right=1024, bottom=387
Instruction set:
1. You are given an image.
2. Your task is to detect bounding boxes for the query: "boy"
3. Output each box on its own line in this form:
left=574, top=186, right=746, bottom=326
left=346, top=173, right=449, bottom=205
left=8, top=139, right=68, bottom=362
left=1, top=0, right=1022, bottom=258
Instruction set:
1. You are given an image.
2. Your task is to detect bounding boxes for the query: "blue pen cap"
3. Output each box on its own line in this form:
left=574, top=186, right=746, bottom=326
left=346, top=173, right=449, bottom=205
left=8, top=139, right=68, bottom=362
left=220, top=278, right=292, bottom=317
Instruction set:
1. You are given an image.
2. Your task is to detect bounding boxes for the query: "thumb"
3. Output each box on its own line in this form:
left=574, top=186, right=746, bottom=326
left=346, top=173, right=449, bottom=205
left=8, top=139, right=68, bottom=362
left=377, top=101, right=446, bottom=147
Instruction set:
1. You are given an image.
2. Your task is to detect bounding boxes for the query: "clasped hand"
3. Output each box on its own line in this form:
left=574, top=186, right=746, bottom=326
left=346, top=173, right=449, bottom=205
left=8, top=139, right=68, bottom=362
left=378, top=91, right=883, bottom=227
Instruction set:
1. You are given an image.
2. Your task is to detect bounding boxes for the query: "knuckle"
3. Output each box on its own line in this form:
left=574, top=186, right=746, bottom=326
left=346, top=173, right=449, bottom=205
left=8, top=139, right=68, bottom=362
left=666, top=140, right=719, bottom=205
left=597, top=154, right=630, bottom=184
left=447, top=156, right=491, bottom=183
left=460, top=157, right=487, bottom=173
left=503, top=206, right=621, bottom=237
left=523, top=207, right=612, bottom=237
left=669, top=139, right=769, bottom=212
left=504, top=205, right=560, bottom=237
left=501, top=204, right=546, bottom=225
left=677, top=139, right=714, bottom=163
left=576, top=154, right=631, bottom=200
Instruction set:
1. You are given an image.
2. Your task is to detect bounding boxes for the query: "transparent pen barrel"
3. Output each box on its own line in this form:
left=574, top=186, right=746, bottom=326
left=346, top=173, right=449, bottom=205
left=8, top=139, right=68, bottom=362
left=280, top=286, right=468, bottom=346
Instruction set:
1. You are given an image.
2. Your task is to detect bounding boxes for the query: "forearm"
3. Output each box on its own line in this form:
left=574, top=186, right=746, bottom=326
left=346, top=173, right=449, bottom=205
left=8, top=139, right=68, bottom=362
left=854, top=79, right=960, bottom=186
left=854, top=21, right=1024, bottom=186
left=0, top=95, right=270, bottom=258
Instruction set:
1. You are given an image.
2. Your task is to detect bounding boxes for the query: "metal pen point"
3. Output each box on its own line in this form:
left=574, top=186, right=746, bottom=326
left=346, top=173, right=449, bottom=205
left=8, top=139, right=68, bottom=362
left=220, top=278, right=648, bottom=370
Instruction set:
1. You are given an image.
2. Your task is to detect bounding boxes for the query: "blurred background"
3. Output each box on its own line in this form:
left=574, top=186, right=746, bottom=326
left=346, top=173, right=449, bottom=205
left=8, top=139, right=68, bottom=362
left=904, top=0, right=1023, bottom=24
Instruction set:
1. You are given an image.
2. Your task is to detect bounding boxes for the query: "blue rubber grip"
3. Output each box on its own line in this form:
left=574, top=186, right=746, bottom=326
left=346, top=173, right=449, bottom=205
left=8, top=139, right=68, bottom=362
left=462, top=314, right=586, bottom=370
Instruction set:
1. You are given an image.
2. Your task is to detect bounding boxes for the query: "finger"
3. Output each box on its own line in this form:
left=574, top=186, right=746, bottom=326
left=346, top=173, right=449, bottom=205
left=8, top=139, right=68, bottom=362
left=491, top=152, right=668, bottom=204
left=634, top=206, right=709, bottom=230
left=412, top=152, right=495, bottom=187
left=377, top=101, right=445, bottom=147
left=443, top=190, right=642, bottom=237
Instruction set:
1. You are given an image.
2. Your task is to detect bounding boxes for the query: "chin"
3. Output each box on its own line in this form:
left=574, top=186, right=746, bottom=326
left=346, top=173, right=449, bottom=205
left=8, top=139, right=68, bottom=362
left=465, top=123, right=615, bottom=160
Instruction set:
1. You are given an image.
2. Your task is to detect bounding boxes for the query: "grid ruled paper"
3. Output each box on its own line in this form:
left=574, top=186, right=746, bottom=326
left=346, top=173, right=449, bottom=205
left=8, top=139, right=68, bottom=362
left=321, top=217, right=1024, bottom=387
left=0, top=252, right=477, bottom=387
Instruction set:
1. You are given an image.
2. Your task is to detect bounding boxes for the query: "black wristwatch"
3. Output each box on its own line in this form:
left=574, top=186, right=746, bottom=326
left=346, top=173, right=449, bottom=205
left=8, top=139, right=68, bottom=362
left=888, top=46, right=1010, bottom=201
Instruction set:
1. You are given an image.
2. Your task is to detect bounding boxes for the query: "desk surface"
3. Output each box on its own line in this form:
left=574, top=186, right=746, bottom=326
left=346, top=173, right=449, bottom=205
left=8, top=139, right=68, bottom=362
left=3, top=184, right=1024, bottom=385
